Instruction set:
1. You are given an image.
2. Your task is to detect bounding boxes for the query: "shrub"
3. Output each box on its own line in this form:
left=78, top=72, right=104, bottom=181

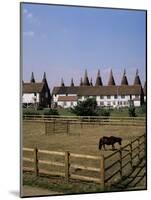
left=71, top=98, right=98, bottom=116
left=44, top=109, right=59, bottom=116
left=128, top=106, right=136, bottom=117
left=23, top=110, right=40, bottom=115
left=37, top=105, right=43, bottom=110
left=98, top=109, right=110, bottom=117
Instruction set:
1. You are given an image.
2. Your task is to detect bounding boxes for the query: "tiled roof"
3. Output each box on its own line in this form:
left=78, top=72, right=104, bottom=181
left=52, top=85, right=143, bottom=96
left=58, top=96, right=78, bottom=101
left=23, top=82, right=44, bottom=93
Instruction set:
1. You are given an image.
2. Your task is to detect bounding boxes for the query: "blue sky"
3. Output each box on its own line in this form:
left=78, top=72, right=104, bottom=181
left=22, top=3, right=146, bottom=90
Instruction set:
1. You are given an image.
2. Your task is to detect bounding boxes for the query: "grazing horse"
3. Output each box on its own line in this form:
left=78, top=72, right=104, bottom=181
left=98, top=136, right=122, bottom=150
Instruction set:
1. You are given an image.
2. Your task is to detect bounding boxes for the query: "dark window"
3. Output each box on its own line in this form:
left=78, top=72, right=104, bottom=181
left=107, top=102, right=111, bottom=106
left=121, top=95, right=125, bottom=99
left=100, top=102, right=104, bottom=106
left=100, top=96, right=104, bottom=99
left=114, top=95, right=117, bottom=99
left=107, top=95, right=111, bottom=99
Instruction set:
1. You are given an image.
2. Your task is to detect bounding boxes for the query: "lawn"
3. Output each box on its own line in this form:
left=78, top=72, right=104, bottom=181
left=23, top=106, right=146, bottom=117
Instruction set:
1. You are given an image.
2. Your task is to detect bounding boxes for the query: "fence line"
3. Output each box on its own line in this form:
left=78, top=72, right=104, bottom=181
left=23, top=133, right=146, bottom=189
left=23, top=114, right=146, bottom=120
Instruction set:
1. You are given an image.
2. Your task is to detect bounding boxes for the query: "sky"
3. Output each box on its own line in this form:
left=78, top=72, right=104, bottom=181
left=22, top=3, right=146, bottom=91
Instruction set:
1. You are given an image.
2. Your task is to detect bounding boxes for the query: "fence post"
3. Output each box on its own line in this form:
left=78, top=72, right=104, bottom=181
left=100, top=155, right=105, bottom=191
left=34, top=147, right=38, bottom=176
left=130, top=142, right=133, bottom=169
left=65, top=151, right=70, bottom=183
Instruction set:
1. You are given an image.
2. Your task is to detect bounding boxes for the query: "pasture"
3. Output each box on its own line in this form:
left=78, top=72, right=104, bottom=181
left=22, top=120, right=146, bottom=193
left=23, top=121, right=145, bottom=155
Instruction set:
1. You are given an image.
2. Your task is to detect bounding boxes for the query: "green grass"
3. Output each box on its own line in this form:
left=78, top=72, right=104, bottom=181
left=23, top=172, right=105, bottom=194
left=23, top=106, right=146, bottom=117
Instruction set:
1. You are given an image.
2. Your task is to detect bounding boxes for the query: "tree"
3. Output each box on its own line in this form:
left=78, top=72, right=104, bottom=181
left=71, top=98, right=98, bottom=116
left=128, top=106, right=136, bottom=117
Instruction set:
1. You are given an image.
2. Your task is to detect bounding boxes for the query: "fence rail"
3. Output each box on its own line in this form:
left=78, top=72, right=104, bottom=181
left=23, top=133, right=146, bottom=189
left=23, top=116, right=146, bottom=136
left=23, top=114, right=145, bottom=120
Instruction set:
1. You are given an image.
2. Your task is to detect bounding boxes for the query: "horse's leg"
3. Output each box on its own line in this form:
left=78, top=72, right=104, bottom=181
left=103, top=144, right=106, bottom=150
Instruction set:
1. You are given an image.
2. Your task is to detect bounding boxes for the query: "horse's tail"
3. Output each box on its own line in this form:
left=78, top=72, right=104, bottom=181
left=99, top=139, right=102, bottom=150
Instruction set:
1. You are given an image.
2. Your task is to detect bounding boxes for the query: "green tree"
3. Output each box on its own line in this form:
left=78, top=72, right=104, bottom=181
left=71, top=98, right=98, bottom=116
left=128, top=106, right=136, bottom=117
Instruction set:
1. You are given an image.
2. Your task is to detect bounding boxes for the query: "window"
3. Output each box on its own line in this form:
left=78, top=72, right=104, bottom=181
left=123, top=101, right=127, bottom=105
left=100, top=96, right=104, bottom=99
left=114, top=95, right=117, bottom=99
left=135, top=95, right=139, bottom=98
left=71, top=102, right=73, bottom=106
left=113, top=101, right=116, bottom=105
left=100, top=102, right=104, bottom=106
left=121, top=95, right=125, bottom=99
left=107, top=95, right=111, bottom=99
left=63, top=102, right=66, bottom=106
left=107, top=102, right=111, bottom=106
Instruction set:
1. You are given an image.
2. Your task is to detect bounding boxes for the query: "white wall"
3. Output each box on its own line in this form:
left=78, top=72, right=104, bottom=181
left=22, top=93, right=40, bottom=103
left=53, top=94, right=142, bottom=108
left=58, top=101, right=77, bottom=108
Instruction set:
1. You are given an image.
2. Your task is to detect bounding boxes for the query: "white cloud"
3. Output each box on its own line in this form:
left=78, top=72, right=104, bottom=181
left=23, top=31, right=35, bottom=37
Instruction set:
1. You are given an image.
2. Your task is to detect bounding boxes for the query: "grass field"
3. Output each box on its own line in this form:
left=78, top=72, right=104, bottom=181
left=22, top=120, right=146, bottom=195
left=23, top=121, right=145, bottom=155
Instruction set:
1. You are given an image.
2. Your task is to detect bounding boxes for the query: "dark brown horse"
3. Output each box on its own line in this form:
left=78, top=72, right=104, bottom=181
left=99, top=136, right=122, bottom=150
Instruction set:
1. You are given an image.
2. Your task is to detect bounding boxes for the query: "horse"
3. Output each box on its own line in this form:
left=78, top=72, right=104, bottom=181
left=98, top=136, right=122, bottom=150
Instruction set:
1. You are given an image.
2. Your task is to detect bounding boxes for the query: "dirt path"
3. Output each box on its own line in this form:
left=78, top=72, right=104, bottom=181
left=22, top=185, right=62, bottom=197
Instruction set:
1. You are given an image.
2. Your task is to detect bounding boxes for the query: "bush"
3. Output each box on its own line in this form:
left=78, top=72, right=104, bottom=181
left=128, top=106, right=136, bottom=117
left=97, top=109, right=110, bottom=117
left=23, top=110, right=40, bottom=115
left=44, top=109, right=59, bottom=116
left=71, top=98, right=98, bottom=116
left=37, top=105, right=43, bottom=110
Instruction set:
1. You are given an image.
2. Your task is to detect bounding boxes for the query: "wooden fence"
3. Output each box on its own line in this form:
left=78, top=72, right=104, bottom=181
left=23, top=114, right=145, bottom=122
left=23, top=134, right=146, bottom=189
left=23, top=115, right=146, bottom=135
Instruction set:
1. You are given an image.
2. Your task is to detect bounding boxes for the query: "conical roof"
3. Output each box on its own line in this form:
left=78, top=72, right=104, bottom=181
left=121, top=69, right=128, bottom=85
left=70, top=78, right=74, bottom=87
left=61, top=78, right=65, bottom=87
left=80, top=77, right=83, bottom=86
left=90, top=78, right=93, bottom=86
left=30, top=72, right=35, bottom=83
left=95, top=69, right=103, bottom=86
left=108, top=69, right=116, bottom=86
left=133, top=69, right=141, bottom=85
left=42, top=72, right=47, bottom=82
left=83, top=69, right=90, bottom=86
